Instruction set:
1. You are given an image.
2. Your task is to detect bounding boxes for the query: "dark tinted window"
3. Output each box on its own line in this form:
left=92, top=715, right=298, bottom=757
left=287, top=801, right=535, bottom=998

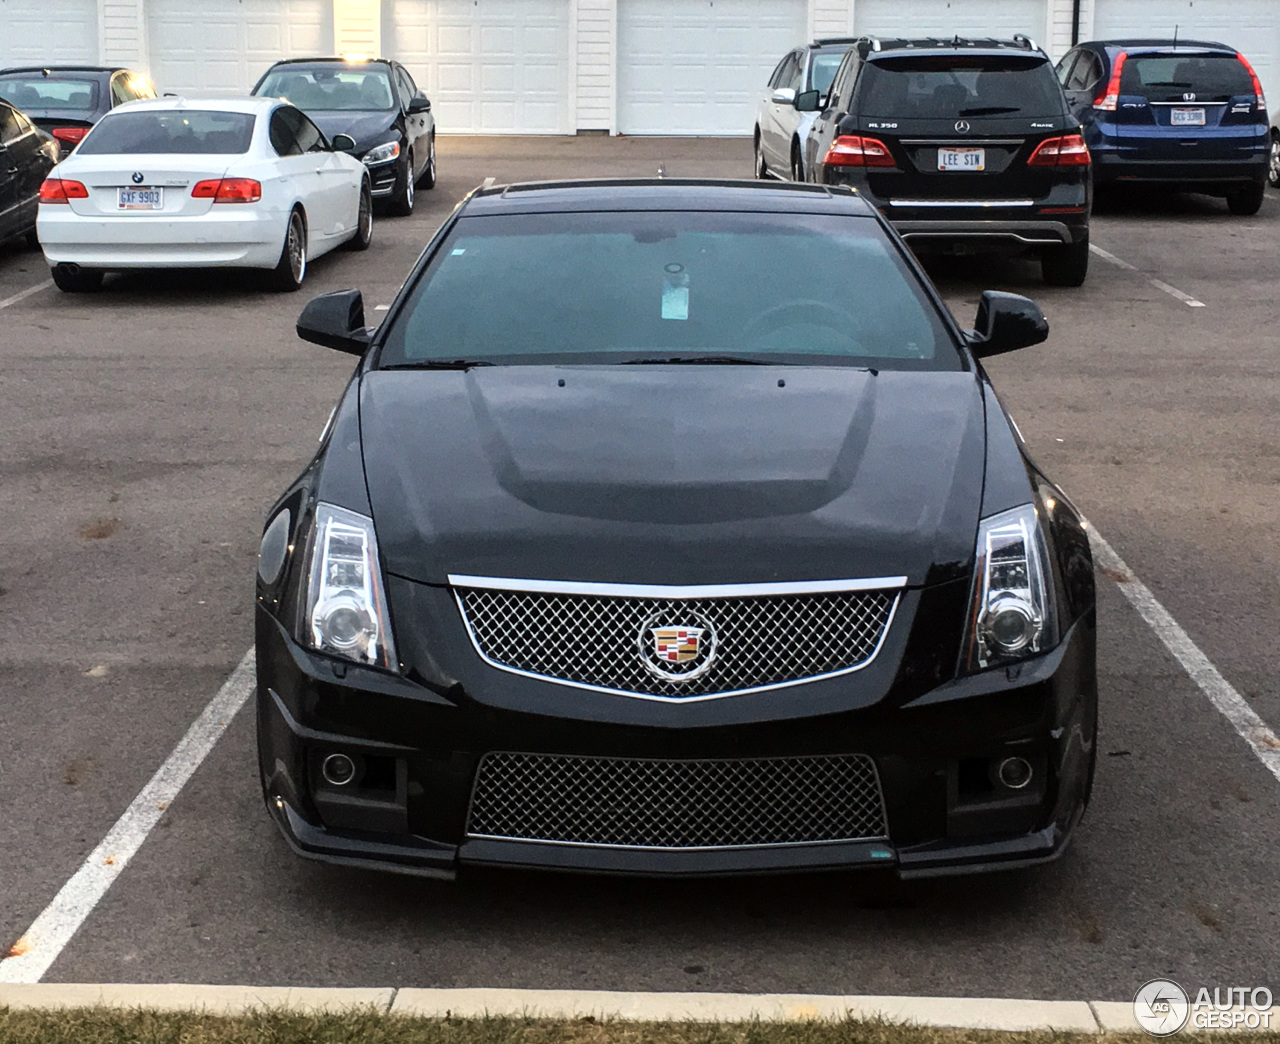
left=395, top=67, right=415, bottom=109
left=269, top=108, right=300, bottom=155
left=1119, top=53, right=1254, bottom=102
left=0, top=76, right=99, bottom=111
left=0, top=104, right=21, bottom=145
left=256, top=65, right=396, bottom=110
left=380, top=211, right=958, bottom=370
left=857, top=55, right=1066, bottom=118
left=78, top=109, right=256, bottom=154
left=768, top=55, right=790, bottom=89
left=1067, top=52, right=1103, bottom=91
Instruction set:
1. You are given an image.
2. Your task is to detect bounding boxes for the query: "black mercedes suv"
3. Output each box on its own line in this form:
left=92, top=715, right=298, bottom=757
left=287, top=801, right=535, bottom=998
left=806, top=37, right=1092, bottom=286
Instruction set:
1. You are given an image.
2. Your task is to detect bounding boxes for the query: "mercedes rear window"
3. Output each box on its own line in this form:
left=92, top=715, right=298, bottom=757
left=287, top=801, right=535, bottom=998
left=379, top=211, right=959, bottom=371
left=857, top=55, right=1066, bottom=119
left=77, top=110, right=257, bottom=154
left=1119, top=54, right=1254, bottom=102
left=0, top=77, right=99, bottom=111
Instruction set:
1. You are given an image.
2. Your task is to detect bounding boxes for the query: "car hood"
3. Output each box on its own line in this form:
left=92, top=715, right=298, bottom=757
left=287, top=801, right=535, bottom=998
left=305, top=109, right=395, bottom=151
left=360, top=366, right=987, bottom=588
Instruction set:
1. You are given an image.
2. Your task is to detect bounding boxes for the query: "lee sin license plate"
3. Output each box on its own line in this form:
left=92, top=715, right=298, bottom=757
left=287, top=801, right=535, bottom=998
left=1171, top=107, right=1206, bottom=126
left=938, top=147, right=984, bottom=171
left=117, top=187, right=162, bottom=210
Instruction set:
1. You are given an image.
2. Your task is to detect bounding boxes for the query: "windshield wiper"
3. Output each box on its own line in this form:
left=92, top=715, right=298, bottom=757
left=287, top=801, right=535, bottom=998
left=381, top=359, right=495, bottom=371
left=621, top=355, right=769, bottom=365
left=958, top=106, right=1022, bottom=116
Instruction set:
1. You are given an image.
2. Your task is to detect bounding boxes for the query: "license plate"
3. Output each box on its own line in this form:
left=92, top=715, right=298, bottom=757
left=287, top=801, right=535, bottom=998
left=1170, top=107, right=1206, bottom=127
left=117, top=187, right=162, bottom=210
left=938, top=147, right=985, bottom=171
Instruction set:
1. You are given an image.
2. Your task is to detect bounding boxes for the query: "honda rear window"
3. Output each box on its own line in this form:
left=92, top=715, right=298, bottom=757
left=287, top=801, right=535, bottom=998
left=78, top=110, right=257, bottom=154
left=380, top=211, right=959, bottom=371
left=857, top=55, right=1066, bottom=119
left=1119, top=54, right=1254, bottom=102
left=0, top=77, right=99, bottom=111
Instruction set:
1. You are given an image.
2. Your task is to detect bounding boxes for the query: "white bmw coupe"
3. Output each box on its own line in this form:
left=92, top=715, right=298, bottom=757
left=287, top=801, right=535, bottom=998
left=37, top=96, right=371, bottom=292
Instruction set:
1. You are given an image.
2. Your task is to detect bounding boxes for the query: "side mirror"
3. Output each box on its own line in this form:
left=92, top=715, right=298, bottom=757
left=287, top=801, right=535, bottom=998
left=795, top=89, right=820, bottom=112
left=331, top=133, right=356, bottom=152
left=771, top=87, right=797, bottom=105
left=407, top=93, right=431, bottom=114
left=297, top=289, right=371, bottom=355
left=966, top=290, right=1048, bottom=358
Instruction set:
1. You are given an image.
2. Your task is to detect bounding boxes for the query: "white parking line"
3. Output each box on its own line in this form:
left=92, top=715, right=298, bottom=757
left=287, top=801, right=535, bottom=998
left=1088, top=527, right=1280, bottom=784
left=0, top=649, right=256, bottom=984
left=0, top=279, right=53, bottom=311
left=1089, top=245, right=1206, bottom=307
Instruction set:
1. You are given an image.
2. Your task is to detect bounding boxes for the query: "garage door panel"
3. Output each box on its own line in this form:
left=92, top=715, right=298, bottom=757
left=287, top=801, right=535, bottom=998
left=0, top=0, right=98, bottom=66
left=855, top=0, right=1045, bottom=43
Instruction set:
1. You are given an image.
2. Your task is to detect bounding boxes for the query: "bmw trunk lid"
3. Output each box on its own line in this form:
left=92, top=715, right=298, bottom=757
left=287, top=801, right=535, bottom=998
left=58, top=156, right=231, bottom=217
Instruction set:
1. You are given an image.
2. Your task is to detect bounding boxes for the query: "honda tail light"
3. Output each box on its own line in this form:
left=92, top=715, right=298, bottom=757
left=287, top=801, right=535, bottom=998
left=1028, top=134, right=1090, bottom=167
left=38, top=178, right=89, bottom=203
left=1093, top=52, right=1126, bottom=111
left=51, top=126, right=89, bottom=146
left=822, top=135, right=896, bottom=168
left=1237, top=52, right=1266, bottom=109
left=191, top=178, right=262, bottom=203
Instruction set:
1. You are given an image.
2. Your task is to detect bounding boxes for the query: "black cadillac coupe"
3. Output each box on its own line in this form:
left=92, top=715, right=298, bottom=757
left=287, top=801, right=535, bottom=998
left=255, top=179, right=1097, bottom=880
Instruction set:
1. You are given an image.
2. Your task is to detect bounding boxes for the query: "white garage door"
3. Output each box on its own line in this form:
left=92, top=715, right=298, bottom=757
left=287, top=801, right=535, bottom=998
left=855, top=0, right=1046, bottom=47
left=1093, top=0, right=1280, bottom=106
left=617, top=0, right=808, bottom=135
left=390, top=0, right=571, bottom=134
left=0, top=0, right=97, bottom=67
left=147, top=0, right=330, bottom=96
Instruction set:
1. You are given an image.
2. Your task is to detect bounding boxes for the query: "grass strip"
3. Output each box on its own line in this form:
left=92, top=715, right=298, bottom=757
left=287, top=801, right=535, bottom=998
left=2, top=1010, right=1271, bottom=1044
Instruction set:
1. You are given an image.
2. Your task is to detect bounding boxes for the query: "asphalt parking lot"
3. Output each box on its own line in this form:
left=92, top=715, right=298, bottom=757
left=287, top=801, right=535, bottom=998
left=1, top=135, right=1278, bottom=1001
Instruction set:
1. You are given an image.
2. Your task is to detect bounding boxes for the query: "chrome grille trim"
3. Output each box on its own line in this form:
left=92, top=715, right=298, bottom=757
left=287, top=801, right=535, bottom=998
left=452, top=577, right=903, bottom=702
left=466, top=751, right=889, bottom=850
left=448, top=574, right=908, bottom=597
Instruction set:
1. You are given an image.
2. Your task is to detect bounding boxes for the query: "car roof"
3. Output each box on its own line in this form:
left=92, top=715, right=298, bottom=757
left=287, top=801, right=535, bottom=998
left=462, top=179, right=876, bottom=217
left=99, top=96, right=281, bottom=115
left=863, top=36, right=1046, bottom=59
left=1089, top=38, right=1234, bottom=53
left=264, top=57, right=395, bottom=69
left=810, top=38, right=859, bottom=49
left=0, top=66, right=124, bottom=76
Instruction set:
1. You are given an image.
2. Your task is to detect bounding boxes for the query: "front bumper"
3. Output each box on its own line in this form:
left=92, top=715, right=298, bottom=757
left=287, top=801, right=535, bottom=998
left=255, top=586, right=1097, bottom=880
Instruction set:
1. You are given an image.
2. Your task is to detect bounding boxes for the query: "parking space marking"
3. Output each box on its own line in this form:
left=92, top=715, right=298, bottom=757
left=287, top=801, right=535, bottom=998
left=0, top=279, right=53, bottom=311
left=1089, top=245, right=1206, bottom=307
left=1088, top=527, right=1280, bottom=785
left=0, top=649, right=256, bottom=984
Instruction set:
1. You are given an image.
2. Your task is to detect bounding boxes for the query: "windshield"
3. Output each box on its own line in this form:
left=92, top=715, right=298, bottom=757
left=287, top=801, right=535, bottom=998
left=256, top=67, right=396, bottom=111
left=809, top=52, right=847, bottom=94
left=78, top=110, right=256, bottom=154
left=0, top=77, right=99, bottom=111
left=378, top=211, right=959, bottom=370
left=857, top=55, right=1065, bottom=119
left=1119, top=54, right=1254, bottom=102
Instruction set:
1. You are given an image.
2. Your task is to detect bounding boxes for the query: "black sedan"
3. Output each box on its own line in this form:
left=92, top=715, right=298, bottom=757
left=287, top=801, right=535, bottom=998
left=0, top=66, right=156, bottom=157
left=252, top=58, right=434, bottom=216
left=255, top=180, right=1098, bottom=880
left=0, top=98, right=58, bottom=246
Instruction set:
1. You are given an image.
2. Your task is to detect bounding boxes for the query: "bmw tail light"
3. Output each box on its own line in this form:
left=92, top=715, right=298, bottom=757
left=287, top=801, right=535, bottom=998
left=1237, top=52, right=1266, bottom=109
left=1093, top=52, right=1126, bottom=111
left=300, top=503, right=397, bottom=670
left=38, top=178, right=88, bottom=203
left=963, top=504, right=1057, bottom=673
left=1028, top=134, right=1090, bottom=167
left=51, top=126, right=89, bottom=146
left=822, top=135, right=896, bottom=168
left=191, top=178, right=262, bottom=203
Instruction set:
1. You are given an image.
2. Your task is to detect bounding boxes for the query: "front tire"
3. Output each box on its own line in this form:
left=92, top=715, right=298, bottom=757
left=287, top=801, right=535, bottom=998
left=1268, top=131, right=1280, bottom=189
left=389, top=149, right=415, bottom=216
left=344, top=181, right=373, bottom=251
left=1041, top=234, right=1090, bottom=287
left=753, top=132, right=768, bottom=180
left=790, top=140, right=804, bottom=182
left=1226, top=180, right=1265, bottom=216
left=415, top=133, right=436, bottom=190
left=50, top=265, right=103, bottom=292
left=267, top=208, right=307, bottom=292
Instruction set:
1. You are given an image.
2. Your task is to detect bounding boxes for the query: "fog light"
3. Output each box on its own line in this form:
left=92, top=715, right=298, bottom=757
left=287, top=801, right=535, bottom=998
left=998, top=756, right=1034, bottom=790
left=322, top=753, right=357, bottom=786
left=980, top=596, right=1038, bottom=655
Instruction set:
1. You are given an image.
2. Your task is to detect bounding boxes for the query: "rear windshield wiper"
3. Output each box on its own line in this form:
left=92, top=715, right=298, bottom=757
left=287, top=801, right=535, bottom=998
left=380, top=359, right=496, bottom=371
left=958, top=106, right=1022, bottom=116
left=621, top=355, right=769, bottom=365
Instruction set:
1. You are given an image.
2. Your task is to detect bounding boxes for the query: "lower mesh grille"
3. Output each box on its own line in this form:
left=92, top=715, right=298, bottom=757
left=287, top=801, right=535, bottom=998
left=467, top=751, right=888, bottom=849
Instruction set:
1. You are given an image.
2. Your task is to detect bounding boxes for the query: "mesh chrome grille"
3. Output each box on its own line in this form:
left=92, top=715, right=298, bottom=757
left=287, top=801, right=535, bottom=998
left=455, top=585, right=898, bottom=699
left=467, top=751, right=888, bottom=849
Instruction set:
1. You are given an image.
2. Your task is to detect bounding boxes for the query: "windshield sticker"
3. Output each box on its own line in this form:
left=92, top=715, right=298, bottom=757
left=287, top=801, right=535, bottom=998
left=451, top=248, right=466, bottom=255
left=661, top=263, right=689, bottom=321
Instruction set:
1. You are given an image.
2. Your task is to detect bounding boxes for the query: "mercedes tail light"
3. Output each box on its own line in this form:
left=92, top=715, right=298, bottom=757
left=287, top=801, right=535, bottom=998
left=1028, top=134, right=1090, bottom=167
left=822, top=135, right=895, bottom=168
left=1093, top=52, right=1126, bottom=111
left=191, top=178, right=262, bottom=203
left=38, top=178, right=89, bottom=203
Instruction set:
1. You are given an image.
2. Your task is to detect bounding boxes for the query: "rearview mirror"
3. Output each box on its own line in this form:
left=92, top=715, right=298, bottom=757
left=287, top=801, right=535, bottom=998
left=297, top=289, right=371, bottom=355
left=966, top=291, right=1048, bottom=358
left=331, top=133, right=356, bottom=152
left=771, top=87, right=797, bottom=105
left=795, top=89, right=820, bottom=112
left=407, top=93, right=431, bottom=115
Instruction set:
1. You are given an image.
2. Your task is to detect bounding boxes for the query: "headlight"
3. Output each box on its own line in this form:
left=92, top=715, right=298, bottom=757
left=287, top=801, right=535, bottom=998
left=362, top=140, right=401, bottom=166
left=301, top=503, right=397, bottom=670
left=963, top=503, right=1057, bottom=672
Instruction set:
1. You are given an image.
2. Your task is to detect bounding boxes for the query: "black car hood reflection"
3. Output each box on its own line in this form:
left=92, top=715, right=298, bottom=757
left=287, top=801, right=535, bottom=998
left=307, top=110, right=396, bottom=152
left=360, top=365, right=987, bottom=588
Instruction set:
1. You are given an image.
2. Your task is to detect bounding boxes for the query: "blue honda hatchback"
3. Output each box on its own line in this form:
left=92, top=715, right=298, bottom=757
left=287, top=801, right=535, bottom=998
left=1056, top=39, right=1269, bottom=214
